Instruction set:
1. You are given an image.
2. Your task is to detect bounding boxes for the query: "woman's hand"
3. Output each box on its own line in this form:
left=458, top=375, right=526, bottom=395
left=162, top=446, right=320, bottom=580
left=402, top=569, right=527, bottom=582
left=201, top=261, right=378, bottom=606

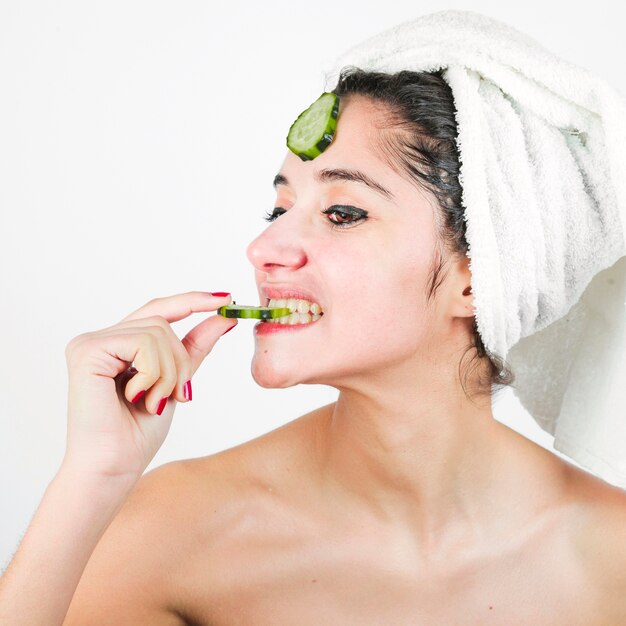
left=61, top=291, right=237, bottom=484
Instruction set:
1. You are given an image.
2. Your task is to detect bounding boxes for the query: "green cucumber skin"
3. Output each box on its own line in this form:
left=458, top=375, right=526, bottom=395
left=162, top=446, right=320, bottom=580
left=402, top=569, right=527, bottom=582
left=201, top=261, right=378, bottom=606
left=218, top=305, right=292, bottom=320
left=287, top=92, right=340, bottom=161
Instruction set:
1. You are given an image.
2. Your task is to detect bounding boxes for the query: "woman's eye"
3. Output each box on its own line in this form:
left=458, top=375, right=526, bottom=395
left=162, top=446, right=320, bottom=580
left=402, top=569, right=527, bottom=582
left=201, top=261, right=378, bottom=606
left=263, top=205, right=368, bottom=230
left=322, top=205, right=368, bottom=228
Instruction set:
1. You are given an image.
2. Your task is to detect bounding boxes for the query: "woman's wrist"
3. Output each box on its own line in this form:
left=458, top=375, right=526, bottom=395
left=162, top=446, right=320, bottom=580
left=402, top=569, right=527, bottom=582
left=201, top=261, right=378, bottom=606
left=57, top=457, right=142, bottom=496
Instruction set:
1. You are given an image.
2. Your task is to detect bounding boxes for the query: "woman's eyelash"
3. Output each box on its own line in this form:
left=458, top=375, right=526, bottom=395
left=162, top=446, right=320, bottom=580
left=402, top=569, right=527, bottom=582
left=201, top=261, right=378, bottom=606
left=262, top=205, right=368, bottom=229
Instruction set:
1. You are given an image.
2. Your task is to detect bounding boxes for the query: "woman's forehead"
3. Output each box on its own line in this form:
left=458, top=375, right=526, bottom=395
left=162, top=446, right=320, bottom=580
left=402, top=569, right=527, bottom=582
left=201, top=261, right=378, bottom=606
left=278, top=98, right=408, bottom=194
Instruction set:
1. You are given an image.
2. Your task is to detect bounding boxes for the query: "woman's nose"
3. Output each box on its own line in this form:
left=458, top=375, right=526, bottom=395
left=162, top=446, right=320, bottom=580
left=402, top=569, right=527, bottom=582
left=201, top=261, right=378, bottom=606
left=246, top=212, right=307, bottom=273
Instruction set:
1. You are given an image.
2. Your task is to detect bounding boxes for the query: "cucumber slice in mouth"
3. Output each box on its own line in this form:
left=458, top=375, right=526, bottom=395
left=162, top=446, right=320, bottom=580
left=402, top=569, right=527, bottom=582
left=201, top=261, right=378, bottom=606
left=218, top=304, right=292, bottom=320
left=287, top=92, right=340, bottom=161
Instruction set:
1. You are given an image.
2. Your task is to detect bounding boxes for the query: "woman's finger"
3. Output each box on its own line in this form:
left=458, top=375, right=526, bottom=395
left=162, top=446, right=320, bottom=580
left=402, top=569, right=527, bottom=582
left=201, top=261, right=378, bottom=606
left=118, top=291, right=232, bottom=324
left=132, top=325, right=178, bottom=415
left=180, top=314, right=238, bottom=376
left=95, top=307, right=237, bottom=400
left=107, top=318, right=194, bottom=405
left=117, top=291, right=239, bottom=380
left=100, top=291, right=239, bottom=398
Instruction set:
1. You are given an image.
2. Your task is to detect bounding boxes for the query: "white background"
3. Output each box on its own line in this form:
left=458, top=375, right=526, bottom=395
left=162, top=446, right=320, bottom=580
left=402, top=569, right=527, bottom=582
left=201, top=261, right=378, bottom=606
left=1, top=0, right=624, bottom=569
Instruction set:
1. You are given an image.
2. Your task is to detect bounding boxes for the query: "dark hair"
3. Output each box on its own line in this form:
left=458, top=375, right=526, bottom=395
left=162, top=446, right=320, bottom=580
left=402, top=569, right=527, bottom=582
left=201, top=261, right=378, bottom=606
left=331, top=67, right=515, bottom=404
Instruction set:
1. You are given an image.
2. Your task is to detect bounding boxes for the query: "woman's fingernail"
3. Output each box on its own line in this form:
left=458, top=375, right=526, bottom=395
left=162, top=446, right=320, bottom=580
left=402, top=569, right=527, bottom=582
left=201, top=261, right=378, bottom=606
left=211, top=292, right=230, bottom=297
left=131, top=390, right=146, bottom=404
left=156, top=397, right=168, bottom=415
left=183, top=380, right=193, bottom=401
left=222, top=325, right=236, bottom=336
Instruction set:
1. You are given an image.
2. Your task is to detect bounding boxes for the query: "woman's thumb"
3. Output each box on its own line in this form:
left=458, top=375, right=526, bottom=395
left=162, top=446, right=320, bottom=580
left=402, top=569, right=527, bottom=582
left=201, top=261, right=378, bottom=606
left=182, top=315, right=238, bottom=376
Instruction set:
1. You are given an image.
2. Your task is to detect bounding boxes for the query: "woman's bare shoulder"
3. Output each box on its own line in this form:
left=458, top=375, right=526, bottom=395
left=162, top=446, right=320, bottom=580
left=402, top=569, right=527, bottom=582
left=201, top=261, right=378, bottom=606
left=563, top=465, right=626, bottom=618
left=64, top=456, right=240, bottom=624
left=71, top=380, right=325, bottom=619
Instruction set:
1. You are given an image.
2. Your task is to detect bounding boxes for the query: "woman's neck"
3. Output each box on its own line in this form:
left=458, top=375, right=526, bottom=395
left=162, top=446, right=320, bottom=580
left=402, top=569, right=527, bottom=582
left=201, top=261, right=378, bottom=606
left=312, top=380, right=568, bottom=565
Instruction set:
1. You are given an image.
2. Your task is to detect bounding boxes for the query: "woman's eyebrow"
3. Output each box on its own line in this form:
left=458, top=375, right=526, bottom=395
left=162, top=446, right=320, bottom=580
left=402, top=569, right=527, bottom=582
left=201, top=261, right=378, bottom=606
left=273, top=168, right=395, bottom=201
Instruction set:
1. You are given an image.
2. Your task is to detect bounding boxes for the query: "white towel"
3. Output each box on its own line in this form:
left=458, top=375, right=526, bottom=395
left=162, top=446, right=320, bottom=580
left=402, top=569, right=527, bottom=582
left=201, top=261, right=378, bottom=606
left=322, top=10, right=626, bottom=488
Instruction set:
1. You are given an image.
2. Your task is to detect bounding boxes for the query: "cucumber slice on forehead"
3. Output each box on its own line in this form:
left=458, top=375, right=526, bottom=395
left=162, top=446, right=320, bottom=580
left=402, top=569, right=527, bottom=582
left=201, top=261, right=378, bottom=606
left=287, top=92, right=340, bottom=161
left=218, top=304, right=292, bottom=319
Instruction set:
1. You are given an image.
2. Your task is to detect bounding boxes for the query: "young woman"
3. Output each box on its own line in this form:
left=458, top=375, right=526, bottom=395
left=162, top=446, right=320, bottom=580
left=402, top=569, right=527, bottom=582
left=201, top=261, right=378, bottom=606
left=2, top=68, right=626, bottom=626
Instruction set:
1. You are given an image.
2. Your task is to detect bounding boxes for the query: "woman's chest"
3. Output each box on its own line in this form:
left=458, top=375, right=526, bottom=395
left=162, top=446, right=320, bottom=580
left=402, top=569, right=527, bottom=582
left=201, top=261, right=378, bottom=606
left=175, top=516, right=608, bottom=626
left=180, top=562, right=606, bottom=625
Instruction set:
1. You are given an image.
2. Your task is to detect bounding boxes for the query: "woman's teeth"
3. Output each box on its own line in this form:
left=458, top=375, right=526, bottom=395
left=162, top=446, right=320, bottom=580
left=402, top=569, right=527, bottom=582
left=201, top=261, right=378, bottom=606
left=267, top=298, right=324, bottom=325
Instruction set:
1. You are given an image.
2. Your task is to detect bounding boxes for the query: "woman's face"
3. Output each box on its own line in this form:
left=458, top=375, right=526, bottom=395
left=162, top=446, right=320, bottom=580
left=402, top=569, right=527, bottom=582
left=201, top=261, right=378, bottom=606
left=246, top=95, right=451, bottom=390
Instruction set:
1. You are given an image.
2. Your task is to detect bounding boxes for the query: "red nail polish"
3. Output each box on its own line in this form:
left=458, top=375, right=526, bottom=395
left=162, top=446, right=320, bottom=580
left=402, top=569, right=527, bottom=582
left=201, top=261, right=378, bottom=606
left=156, top=397, right=168, bottom=415
left=183, top=380, right=192, bottom=401
left=211, top=292, right=230, bottom=297
left=131, top=390, right=146, bottom=404
left=222, top=325, right=236, bottom=335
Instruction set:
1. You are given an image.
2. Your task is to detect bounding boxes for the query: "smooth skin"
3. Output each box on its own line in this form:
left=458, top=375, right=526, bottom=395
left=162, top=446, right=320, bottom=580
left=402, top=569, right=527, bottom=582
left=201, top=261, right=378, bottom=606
left=2, top=95, right=626, bottom=625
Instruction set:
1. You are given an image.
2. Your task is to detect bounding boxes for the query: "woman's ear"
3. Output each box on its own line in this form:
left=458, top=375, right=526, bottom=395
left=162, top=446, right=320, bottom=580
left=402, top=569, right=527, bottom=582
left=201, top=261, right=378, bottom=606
left=448, top=254, right=475, bottom=319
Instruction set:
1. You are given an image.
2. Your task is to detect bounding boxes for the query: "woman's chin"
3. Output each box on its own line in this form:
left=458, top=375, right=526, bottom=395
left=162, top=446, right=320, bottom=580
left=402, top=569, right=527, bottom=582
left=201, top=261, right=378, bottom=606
left=250, top=359, right=297, bottom=389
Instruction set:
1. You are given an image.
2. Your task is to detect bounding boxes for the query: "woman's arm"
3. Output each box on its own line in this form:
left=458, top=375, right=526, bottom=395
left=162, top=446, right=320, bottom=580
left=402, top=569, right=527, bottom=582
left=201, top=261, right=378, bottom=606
left=0, top=291, right=236, bottom=625
left=0, top=464, right=137, bottom=626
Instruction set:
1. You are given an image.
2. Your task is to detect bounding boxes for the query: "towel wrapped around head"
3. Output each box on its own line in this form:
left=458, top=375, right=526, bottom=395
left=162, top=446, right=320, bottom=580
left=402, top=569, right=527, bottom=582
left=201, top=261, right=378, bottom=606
left=322, top=10, right=626, bottom=488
